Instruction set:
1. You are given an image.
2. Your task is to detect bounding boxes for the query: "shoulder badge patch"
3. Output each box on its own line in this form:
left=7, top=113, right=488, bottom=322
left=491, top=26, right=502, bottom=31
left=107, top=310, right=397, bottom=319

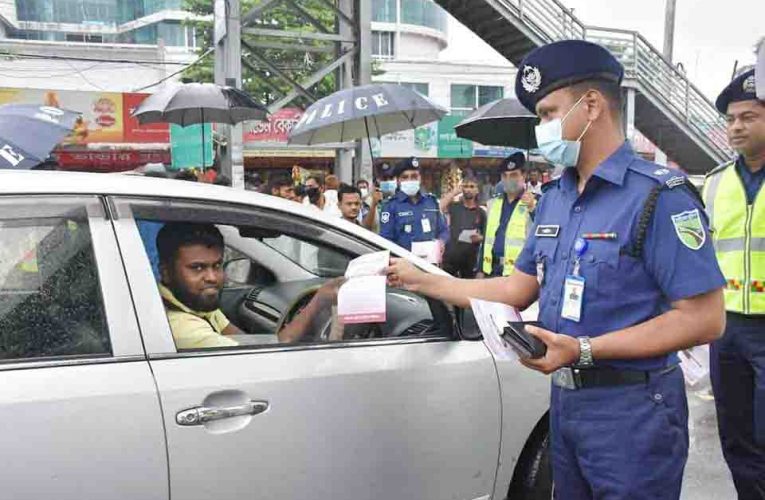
left=671, top=209, right=706, bottom=250
left=653, top=168, right=670, bottom=176
left=380, top=211, right=390, bottom=224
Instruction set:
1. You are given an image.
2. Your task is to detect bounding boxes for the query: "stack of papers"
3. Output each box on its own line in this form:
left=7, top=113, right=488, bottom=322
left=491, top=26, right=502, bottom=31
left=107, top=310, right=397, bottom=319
left=337, top=251, right=389, bottom=324
left=469, top=298, right=523, bottom=361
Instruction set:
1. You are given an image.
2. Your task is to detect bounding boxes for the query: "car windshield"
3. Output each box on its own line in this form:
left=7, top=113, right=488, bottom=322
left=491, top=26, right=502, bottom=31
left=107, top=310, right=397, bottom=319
left=261, top=233, right=351, bottom=278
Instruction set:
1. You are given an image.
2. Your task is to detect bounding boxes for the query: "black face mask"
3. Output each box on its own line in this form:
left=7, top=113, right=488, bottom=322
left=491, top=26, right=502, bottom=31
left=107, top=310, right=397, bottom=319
left=306, top=187, right=321, bottom=203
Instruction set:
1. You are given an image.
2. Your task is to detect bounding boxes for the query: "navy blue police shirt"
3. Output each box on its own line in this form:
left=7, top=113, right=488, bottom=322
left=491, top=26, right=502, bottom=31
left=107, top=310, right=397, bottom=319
left=379, top=190, right=449, bottom=251
left=735, top=155, right=765, bottom=204
left=515, top=143, right=726, bottom=370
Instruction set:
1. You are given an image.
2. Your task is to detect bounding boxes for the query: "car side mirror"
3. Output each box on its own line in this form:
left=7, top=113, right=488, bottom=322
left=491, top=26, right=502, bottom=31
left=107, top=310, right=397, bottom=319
left=224, top=258, right=252, bottom=285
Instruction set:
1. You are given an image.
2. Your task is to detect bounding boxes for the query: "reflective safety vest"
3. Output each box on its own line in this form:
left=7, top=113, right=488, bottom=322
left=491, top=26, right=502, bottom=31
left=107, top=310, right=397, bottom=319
left=703, top=161, right=765, bottom=314
left=482, top=197, right=530, bottom=276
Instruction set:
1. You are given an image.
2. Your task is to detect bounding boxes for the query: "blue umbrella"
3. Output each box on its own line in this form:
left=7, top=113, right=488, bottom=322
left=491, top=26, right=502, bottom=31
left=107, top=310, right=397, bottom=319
left=0, top=104, right=79, bottom=169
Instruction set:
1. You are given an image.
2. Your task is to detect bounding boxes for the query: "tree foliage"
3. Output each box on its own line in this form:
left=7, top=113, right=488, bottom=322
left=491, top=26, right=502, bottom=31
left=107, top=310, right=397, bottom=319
left=183, top=0, right=340, bottom=109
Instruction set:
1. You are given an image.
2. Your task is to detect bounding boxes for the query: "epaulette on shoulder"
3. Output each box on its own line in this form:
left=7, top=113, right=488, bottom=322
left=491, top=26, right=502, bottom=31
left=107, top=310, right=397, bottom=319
left=705, top=160, right=734, bottom=179
left=629, top=161, right=704, bottom=205
left=540, top=178, right=559, bottom=193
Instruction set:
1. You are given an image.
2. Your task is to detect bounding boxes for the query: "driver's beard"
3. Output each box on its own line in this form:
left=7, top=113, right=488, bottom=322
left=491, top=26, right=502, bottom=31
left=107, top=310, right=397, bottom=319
left=167, top=278, right=221, bottom=312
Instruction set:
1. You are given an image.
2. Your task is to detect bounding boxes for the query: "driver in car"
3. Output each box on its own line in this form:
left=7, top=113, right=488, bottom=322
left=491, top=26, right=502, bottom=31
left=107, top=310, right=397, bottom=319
left=156, top=222, right=341, bottom=349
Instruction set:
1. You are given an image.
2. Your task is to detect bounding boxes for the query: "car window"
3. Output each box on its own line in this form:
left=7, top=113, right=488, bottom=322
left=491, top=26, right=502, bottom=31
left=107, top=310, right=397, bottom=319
left=0, top=199, right=111, bottom=361
left=261, top=234, right=351, bottom=277
left=122, top=198, right=455, bottom=352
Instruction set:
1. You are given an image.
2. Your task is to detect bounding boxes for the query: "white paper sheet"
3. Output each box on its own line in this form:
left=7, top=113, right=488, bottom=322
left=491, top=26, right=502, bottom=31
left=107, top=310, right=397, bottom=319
left=337, top=275, right=387, bottom=324
left=678, top=345, right=710, bottom=387
left=344, top=250, right=390, bottom=278
left=336, top=251, right=390, bottom=324
left=458, top=229, right=478, bottom=243
left=469, top=298, right=523, bottom=361
left=411, top=240, right=442, bottom=264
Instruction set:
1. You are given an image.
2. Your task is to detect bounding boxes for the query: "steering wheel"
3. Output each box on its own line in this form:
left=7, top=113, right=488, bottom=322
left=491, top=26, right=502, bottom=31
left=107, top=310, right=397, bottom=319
left=273, top=286, right=332, bottom=341
left=274, top=286, right=383, bottom=342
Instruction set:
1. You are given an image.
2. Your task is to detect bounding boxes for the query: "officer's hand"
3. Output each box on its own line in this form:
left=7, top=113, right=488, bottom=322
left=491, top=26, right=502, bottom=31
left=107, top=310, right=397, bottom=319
left=519, top=325, right=580, bottom=375
left=385, top=258, right=426, bottom=292
left=470, top=233, right=484, bottom=244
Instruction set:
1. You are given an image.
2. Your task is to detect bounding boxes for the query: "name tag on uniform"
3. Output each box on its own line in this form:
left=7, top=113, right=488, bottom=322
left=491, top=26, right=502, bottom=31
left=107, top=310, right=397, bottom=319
left=398, top=211, right=414, bottom=217
left=561, top=275, right=585, bottom=323
left=536, top=225, right=560, bottom=238
left=421, top=217, right=432, bottom=233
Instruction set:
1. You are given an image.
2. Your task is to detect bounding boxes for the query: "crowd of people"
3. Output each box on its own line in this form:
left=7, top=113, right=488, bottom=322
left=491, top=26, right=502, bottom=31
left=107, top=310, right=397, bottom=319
left=252, top=153, right=545, bottom=280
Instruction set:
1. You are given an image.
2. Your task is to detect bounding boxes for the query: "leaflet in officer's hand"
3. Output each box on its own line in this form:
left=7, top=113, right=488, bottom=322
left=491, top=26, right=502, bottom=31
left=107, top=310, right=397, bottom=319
left=678, top=345, right=710, bottom=387
left=458, top=229, right=478, bottom=243
left=411, top=240, right=442, bottom=264
left=469, top=298, right=523, bottom=361
left=338, top=251, right=389, bottom=324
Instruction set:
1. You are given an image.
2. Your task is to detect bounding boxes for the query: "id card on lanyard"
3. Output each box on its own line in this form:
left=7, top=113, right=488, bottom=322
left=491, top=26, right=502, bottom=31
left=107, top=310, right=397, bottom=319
left=561, top=238, right=587, bottom=322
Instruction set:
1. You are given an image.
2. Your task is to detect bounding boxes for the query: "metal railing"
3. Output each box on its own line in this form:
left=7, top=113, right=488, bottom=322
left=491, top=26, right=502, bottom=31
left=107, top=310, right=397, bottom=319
left=478, top=0, right=734, bottom=163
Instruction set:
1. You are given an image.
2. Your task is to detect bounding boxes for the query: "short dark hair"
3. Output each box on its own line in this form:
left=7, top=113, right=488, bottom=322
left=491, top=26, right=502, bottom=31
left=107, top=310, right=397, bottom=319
left=569, top=79, right=623, bottom=119
left=268, top=175, right=293, bottom=193
left=214, top=175, right=231, bottom=186
left=338, top=183, right=362, bottom=203
left=356, top=179, right=369, bottom=187
left=306, top=174, right=324, bottom=187
left=157, top=223, right=224, bottom=267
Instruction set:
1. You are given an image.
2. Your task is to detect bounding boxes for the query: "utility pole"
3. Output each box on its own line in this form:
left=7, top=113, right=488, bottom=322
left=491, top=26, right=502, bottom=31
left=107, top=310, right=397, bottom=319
left=663, top=0, right=677, bottom=62
left=214, top=0, right=244, bottom=188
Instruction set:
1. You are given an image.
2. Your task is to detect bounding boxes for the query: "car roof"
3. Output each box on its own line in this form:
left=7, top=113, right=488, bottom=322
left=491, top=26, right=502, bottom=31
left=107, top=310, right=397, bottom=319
left=0, top=170, right=445, bottom=275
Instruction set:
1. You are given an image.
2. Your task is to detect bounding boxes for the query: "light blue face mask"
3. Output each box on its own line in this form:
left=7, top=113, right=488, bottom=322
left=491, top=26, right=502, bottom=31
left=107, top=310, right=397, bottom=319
left=400, top=180, right=420, bottom=196
left=534, top=94, right=592, bottom=168
left=380, top=180, right=397, bottom=194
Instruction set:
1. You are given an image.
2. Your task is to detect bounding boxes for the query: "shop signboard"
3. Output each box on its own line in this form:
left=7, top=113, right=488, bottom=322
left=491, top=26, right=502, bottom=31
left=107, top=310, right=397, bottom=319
left=437, top=115, right=473, bottom=158
left=122, top=93, right=170, bottom=143
left=243, top=107, right=303, bottom=144
left=170, top=123, right=213, bottom=169
left=377, top=122, right=438, bottom=158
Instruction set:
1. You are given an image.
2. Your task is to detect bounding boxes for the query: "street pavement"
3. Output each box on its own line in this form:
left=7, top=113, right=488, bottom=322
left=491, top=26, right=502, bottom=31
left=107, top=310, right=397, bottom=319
left=682, top=385, right=737, bottom=499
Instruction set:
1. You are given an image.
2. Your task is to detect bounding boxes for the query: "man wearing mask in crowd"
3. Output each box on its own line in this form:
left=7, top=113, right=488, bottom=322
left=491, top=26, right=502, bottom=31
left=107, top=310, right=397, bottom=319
left=440, top=174, right=486, bottom=278
left=356, top=179, right=372, bottom=224
left=380, top=157, right=449, bottom=261
left=338, top=184, right=363, bottom=226
left=303, top=175, right=340, bottom=217
left=362, top=162, right=397, bottom=231
left=526, top=166, right=544, bottom=196
left=477, top=152, right=536, bottom=278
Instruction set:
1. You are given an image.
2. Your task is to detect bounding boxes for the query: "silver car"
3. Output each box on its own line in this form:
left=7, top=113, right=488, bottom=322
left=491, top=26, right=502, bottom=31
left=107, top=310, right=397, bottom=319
left=0, top=171, right=551, bottom=500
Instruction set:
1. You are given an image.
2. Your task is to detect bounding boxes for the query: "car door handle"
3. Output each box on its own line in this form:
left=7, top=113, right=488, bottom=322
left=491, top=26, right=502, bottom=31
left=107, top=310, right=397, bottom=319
left=176, top=400, right=269, bottom=426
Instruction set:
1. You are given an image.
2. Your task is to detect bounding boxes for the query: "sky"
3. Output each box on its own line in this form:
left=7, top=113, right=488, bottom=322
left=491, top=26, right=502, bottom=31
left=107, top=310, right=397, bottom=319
left=439, top=0, right=763, bottom=100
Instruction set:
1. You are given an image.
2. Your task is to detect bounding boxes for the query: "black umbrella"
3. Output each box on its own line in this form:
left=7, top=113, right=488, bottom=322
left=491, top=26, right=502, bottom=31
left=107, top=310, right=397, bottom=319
left=455, top=98, right=539, bottom=149
left=132, top=83, right=268, bottom=168
left=0, top=104, right=79, bottom=170
left=288, top=83, right=447, bottom=162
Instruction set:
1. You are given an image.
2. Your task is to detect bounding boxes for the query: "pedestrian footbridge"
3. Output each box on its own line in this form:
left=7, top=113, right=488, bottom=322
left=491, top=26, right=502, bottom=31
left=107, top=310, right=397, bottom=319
left=435, top=0, right=734, bottom=173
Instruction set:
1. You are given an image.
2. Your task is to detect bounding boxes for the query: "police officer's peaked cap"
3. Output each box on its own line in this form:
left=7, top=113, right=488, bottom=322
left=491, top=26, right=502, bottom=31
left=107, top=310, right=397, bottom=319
left=498, top=151, right=526, bottom=174
left=715, top=68, right=759, bottom=113
left=393, top=156, right=420, bottom=177
left=515, top=40, right=624, bottom=113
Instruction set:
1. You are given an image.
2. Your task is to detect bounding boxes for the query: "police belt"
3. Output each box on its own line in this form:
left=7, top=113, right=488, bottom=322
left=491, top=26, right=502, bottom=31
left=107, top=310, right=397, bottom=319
left=552, top=365, right=678, bottom=390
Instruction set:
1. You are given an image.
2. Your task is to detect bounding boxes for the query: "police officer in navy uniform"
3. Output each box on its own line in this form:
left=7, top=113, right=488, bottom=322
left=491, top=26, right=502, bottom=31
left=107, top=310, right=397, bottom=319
left=386, top=40, right=726, bottom=499
left=379, top=157, right=449, bottom=253
left=705, top=68, right=765, bottom=499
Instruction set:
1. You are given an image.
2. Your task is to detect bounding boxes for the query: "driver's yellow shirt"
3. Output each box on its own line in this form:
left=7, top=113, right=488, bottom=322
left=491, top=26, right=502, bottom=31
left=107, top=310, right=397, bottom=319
left=159, top=284, right=238, bottom=350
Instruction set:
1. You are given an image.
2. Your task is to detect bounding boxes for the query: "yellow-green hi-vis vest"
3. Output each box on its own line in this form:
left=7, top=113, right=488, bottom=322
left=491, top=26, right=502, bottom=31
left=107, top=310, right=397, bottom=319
left=482, top=197, right=530, bottom=276
left=704, top=160, right=765, bottom=314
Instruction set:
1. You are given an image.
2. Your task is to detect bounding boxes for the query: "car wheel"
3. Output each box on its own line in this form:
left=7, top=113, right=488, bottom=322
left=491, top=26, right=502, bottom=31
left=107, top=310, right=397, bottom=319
left=507, top=423, right=553, bottom=500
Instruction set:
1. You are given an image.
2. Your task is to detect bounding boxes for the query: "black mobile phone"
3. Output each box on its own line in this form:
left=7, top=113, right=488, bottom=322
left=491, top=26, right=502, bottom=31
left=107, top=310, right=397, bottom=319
left=502, top=321, right=547, bottom=359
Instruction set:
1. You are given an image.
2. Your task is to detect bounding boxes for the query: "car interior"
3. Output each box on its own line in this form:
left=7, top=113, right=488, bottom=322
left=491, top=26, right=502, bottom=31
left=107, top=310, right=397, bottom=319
left=129, top=199, right=457, bottom=350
